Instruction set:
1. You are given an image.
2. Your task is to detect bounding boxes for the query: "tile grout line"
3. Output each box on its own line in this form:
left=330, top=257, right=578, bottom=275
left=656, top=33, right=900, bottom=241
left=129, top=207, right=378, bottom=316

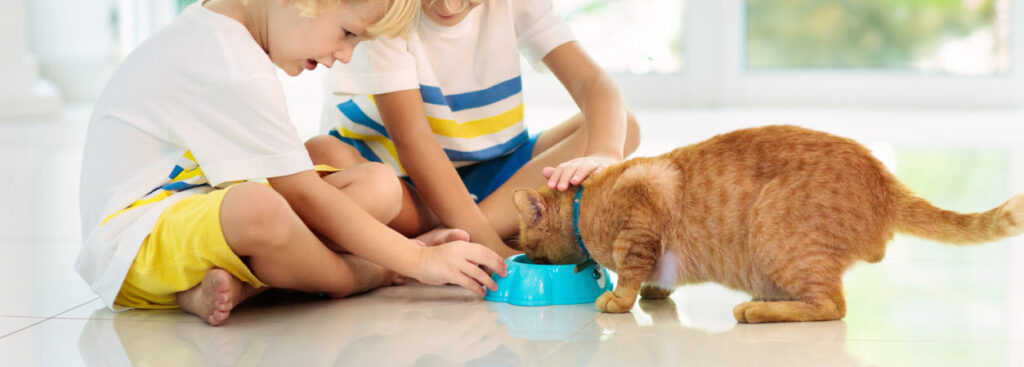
left=0, top=319, right=50, bottom=340
left=0, top=297, right=99, bottom=340
left=49, top=297, right=101, bottom=319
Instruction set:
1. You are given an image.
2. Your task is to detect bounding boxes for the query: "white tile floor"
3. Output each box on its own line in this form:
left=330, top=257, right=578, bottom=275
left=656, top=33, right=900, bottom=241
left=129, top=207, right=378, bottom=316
left=2, top=103, right=1024, bottom=366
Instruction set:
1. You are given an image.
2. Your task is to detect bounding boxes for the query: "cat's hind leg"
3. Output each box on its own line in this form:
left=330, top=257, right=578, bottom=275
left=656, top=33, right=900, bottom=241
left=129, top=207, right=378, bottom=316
left=640, top=284, right=673, bottom=299
left=735, top=175, right=860, bottom=323
left=733, top=295, right=845, bottom=323
left=734, top=249, right=848, bottom=323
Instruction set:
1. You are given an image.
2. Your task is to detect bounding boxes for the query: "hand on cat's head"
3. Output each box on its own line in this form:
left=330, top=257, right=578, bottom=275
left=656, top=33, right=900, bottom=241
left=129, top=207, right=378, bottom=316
left=544, top=155, right=619, bottom=191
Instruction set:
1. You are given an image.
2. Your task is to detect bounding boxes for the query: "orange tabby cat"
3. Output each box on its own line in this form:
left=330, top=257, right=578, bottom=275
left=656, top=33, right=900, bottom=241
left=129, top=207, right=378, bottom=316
left=511, top=125, right=1024, bottom=323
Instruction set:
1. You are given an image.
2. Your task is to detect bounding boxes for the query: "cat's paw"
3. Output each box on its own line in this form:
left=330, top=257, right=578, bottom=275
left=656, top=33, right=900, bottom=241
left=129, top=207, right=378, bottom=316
left=733, top=301, right=762, bottom=323
left=734, top=300, right=845, bottom=323
left=596, top=291, right=636, bottom=313
left=640, top=285, right=673, bottom=299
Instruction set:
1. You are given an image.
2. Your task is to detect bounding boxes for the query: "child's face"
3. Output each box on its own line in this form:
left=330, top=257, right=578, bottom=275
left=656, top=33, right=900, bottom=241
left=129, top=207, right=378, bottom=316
left=267, top=0, right=384, bottom=76
left=423, top=0, right=479, bottom=27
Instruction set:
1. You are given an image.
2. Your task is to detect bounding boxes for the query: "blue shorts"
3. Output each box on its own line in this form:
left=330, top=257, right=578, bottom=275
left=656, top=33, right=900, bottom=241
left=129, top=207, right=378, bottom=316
left=328, top=132, right=540, bottom=203
left=456, top=134, right=539, bottom=203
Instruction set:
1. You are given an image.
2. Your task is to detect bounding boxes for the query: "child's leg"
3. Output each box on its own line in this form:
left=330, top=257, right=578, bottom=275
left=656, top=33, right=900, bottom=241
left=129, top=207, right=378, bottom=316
left=178, top=181, right=404, bottom=325
left=306, top=136, right=440, bottom=236
left=218, top=182, right=404, bottom=295
left=315, top=161, right=467, bottom=249
left=319, top=162, right=403, bottom=223
left=176, top=268, right=265, bottom=326
left=478, top=112, right=641, bottom=238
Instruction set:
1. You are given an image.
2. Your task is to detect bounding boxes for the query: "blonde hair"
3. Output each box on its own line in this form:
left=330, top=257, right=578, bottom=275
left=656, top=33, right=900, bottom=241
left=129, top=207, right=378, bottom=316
left=289, top=0, right=420, bottom=38
left=366, top=0, right=419, bottom=38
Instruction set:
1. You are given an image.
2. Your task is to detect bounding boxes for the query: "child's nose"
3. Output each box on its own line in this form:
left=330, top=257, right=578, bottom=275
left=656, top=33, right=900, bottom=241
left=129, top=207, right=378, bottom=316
left=333, top=47, right=354, bottom=64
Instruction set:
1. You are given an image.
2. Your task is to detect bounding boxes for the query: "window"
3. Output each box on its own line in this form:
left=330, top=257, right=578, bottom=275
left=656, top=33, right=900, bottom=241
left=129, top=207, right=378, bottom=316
left=527, top=0, right=1023, bottom=108
left=555, top=0, right=685, bottom=75
left=722, top=0, right=1022, bottom=107
left=746, top=0, right=1010, bottom=75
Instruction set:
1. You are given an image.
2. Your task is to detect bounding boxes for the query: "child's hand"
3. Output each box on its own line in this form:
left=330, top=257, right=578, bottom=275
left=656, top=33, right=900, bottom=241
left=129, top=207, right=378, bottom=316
left=415, top=241, right=508, bottom=296
left=544, top=155, right=619, bottom=191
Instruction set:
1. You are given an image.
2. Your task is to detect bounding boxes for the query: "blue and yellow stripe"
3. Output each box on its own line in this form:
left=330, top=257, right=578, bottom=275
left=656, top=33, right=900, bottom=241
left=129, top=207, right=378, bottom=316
left=419, top=76, right=522, bottom=112
left=334, top=75, right=529, bottom=172
left=101, top=151, right=222, bottom=225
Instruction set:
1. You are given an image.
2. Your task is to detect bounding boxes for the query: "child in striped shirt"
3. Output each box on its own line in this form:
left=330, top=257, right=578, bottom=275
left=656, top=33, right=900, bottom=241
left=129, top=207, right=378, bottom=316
left=307, top=0, right=640, bottom=257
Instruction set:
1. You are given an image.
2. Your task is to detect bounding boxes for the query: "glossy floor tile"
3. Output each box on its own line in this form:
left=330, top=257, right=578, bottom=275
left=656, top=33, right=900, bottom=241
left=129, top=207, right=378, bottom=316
left=2, top=104, right=1024, bottom=366
left=0, top=241, right=98, bottom=318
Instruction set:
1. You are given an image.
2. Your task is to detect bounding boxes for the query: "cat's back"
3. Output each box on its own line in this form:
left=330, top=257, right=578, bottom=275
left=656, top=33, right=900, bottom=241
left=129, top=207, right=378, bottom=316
left=653, top=125, right=896, bottom=287
left=659, top=125, right=893, bottom=238
left=666, top=125, right=879, bottom=180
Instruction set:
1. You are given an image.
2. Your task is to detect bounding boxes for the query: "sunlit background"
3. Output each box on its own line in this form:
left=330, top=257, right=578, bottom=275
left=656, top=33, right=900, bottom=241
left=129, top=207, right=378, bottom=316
left=2, top=0, right=1024, bottom=366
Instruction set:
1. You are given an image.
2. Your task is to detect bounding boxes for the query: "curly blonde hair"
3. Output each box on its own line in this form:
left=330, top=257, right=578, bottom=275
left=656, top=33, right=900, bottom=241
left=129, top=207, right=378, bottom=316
left=290, top=0, right=419, bottom=38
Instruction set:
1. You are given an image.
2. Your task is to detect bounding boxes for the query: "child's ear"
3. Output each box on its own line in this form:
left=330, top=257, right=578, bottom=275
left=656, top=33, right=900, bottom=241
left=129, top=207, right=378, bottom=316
left=513, top=189, right=546, bottom=226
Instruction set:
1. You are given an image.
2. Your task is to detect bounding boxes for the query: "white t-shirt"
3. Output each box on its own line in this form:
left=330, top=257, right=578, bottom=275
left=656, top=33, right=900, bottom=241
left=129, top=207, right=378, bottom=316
left=322, top=0, right=575, bottom=175
left=78, top=3, right=313, bottom=310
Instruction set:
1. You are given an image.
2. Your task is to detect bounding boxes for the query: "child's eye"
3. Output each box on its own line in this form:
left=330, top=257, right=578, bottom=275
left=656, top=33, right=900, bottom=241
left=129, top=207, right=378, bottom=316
left=342, top=29, right=355, bottom=39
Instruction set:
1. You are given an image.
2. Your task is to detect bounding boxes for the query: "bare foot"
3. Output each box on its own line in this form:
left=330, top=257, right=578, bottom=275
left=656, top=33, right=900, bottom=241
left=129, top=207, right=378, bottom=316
left=176, top=268, right=259, bottom=326
left=335, top=254, right=408, bottom=297
left=415, top=227, right=471, bottom=246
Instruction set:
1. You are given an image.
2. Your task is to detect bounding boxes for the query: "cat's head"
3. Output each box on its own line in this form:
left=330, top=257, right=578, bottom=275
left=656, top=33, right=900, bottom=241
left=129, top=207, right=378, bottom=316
left=510, top=187, right=589, bottom=265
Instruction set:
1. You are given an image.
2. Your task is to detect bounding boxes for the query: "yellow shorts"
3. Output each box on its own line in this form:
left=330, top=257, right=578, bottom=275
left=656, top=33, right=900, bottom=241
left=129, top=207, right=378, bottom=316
left=114, top=165, right=343, bottom=309
left=115, top=185, right=266, bottom=309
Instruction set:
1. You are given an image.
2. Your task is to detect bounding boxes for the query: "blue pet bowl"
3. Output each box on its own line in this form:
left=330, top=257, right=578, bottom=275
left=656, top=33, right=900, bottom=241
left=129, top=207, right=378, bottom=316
left=484, top=254, right=614, bottom=306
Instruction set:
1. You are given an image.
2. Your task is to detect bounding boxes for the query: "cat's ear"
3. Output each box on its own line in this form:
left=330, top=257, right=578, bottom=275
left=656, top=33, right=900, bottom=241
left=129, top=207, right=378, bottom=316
left=513, top=188, right=547, bottom=226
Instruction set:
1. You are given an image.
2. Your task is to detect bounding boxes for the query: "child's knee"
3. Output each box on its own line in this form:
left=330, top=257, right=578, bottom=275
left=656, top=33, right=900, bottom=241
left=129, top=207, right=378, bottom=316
left=221, top=183, right=296, bottom=254
left=305, top=135, right=359, bottom=168
left=358, top=162, right=404, bottom=220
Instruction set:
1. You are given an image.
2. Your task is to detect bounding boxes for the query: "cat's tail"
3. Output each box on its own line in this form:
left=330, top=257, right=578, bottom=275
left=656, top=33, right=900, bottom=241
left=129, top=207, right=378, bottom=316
left=894, top=191, right=1024, bottom=245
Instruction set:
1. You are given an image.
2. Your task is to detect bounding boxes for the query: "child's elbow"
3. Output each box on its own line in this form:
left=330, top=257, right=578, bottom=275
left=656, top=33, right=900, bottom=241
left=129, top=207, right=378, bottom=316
left=625, top=110, right=641, bottom=157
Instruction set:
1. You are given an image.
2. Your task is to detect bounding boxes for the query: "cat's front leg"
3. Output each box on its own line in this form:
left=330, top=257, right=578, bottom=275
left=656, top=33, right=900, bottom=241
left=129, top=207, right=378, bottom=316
left=596, top=229, right=661, bottom=313
left=598, top=278, right=643, bottom=313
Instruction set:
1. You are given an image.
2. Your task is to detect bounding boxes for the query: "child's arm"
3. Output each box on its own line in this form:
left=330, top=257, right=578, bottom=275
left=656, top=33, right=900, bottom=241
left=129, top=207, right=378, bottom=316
left=542, top=41, right=630, bottom=191
left=372, top=89, right=518, bottom=258
left=267, top=170, right=506, bottom=295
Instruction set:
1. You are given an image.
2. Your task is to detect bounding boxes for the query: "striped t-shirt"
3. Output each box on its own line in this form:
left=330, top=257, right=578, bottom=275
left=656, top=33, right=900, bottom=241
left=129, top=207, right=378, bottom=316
left=324, top=0, right=575, bottom=175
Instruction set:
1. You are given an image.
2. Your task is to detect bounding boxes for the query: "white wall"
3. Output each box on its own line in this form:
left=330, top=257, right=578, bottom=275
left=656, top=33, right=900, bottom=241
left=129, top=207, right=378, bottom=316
left=0, top=0, right=60, bottom=116
left=28, top=0, right=118, bottom=102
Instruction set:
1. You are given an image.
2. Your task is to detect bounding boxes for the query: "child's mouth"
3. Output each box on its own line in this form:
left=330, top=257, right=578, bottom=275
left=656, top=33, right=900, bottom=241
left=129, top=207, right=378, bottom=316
left=305, top=59, right=318, bottom=70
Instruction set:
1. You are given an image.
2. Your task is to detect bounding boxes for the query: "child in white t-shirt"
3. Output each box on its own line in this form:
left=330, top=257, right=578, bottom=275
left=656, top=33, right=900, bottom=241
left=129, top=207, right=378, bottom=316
left=308, top=0, right=641, bottom=257
left=78, top=0, right=506, bottom=326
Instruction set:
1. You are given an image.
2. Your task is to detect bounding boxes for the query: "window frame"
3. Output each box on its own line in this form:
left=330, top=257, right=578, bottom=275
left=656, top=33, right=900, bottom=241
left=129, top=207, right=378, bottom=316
left=717, top=0, right=1024, bottom=108
left=527, top=0, right=1024, bottom=108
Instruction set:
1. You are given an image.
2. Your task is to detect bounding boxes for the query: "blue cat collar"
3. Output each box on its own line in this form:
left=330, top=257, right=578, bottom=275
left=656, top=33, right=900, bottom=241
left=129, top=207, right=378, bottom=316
left=572, top=187, right=595, bottom=273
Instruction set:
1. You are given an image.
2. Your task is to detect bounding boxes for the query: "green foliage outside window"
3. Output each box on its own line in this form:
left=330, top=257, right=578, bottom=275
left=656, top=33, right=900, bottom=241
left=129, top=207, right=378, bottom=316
left=747, top=0, right=1005, bottom=72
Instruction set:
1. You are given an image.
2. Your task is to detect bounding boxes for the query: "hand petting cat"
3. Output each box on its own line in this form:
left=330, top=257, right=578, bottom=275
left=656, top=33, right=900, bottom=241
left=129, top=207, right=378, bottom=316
left=544, top=155, right=620, bottom=191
